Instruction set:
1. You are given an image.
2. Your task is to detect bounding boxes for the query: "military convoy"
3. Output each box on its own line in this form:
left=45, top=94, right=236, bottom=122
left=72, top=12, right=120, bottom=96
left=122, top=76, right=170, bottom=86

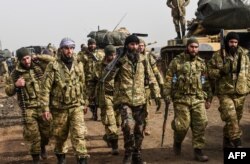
left=160, top=0, right=250, bottom=76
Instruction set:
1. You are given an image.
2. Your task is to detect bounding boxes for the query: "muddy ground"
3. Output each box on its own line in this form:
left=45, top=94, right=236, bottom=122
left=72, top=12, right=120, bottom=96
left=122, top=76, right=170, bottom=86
left=0, top=83, right=250, bottom=164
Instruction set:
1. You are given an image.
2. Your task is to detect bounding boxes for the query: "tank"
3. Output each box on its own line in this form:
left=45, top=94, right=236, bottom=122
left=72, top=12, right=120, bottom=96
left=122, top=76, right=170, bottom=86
left=160, top=0, right=250, bottom=76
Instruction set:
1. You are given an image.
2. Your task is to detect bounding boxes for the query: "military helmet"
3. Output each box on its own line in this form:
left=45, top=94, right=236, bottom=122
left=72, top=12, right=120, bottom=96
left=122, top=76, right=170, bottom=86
left=104, top=45, right=116, bottom=56
left=59, top=37, right=75, bottom=48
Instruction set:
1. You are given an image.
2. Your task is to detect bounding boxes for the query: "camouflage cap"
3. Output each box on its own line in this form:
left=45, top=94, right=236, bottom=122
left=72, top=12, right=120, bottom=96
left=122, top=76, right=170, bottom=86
left=104, top=45, right=116, bottom=56
left=186, top=37, right=199, bottom=46
left=16, top=47, right=31, bottom=61
left=88, top=38, right=96, bottom=45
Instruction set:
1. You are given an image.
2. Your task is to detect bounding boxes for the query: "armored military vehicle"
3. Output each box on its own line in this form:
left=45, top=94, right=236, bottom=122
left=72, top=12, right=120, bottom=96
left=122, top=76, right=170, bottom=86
left=161, top=0, right=250, bottom=76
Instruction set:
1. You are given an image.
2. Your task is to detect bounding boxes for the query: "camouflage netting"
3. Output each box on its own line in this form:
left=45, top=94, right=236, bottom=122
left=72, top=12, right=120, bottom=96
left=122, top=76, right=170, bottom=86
left=188, top=0, right=250, bottom=35
left=87, top=27, right=130, bottom=48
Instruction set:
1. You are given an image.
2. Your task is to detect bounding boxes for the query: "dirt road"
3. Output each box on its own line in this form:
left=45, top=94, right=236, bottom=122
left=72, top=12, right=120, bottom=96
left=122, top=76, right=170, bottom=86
left=1, top=85, right=250, bottom=164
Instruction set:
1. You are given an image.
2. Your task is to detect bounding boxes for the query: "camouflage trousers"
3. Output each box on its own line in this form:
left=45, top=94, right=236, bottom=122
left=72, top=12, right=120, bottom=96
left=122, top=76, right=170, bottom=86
left=172, top=8, right=186, bottom=32
left=172, top=102, right=208, bottom=149
left=100, top=95, right=121, bottom=140
left=119, top=104, right=147, bottom=152
left=23, top=108, right=50, bottom=154
left=218, top=94, right=245, bottom=140
left=50, top=106, right=89, bottom=158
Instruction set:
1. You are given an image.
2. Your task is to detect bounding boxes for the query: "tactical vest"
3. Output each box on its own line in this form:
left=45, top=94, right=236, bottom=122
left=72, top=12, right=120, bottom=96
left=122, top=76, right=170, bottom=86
left=172, top=54, right=206, bottom=99
left=49, top=60, right=84, bottom=108
left=11, top=63, right=43, bottom=108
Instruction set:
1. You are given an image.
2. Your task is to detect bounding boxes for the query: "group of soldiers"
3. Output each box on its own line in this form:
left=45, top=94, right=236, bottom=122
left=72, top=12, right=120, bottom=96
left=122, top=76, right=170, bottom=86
left=2, top=30, right=250, bottom=164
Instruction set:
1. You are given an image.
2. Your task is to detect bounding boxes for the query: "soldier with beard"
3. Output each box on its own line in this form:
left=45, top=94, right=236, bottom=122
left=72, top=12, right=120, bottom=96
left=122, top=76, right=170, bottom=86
left=105, top=35, right=161, bottom=164
left=164, top=38, right=212, bottom=162
left=41, top=38, right=89, bottom=164
left=207, top=32, right=250, bottom=148
left=5, top=47, right=51, bottom=164
left=77, top=38, right=104, bottom=121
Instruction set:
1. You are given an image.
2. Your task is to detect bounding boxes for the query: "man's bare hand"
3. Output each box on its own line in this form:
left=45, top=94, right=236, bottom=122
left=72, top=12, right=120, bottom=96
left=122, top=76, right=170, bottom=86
left=42, top=111, right=52, bottom=121
left=15, top=77, right=25, bottom=87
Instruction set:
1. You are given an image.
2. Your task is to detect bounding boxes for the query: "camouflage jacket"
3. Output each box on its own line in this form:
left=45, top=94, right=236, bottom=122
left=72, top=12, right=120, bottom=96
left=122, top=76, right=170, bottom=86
left=108, top=53, right=161, bottom=106
left=40, top=56, right=87, bottom=112
left=89, top=60, right=116, bottom=107
left=5, top=62, right=44, bottom=108
left=143, top=51, right=164, bottom=86
left=164, top=52, right=212, bottom=103
left=0, top=60, right=8, bottom=76
left=167, top=0, right=190, bottom=17
left=77, top=49, right=104, bottom=82
left=207, top=46, right=250, bottom=95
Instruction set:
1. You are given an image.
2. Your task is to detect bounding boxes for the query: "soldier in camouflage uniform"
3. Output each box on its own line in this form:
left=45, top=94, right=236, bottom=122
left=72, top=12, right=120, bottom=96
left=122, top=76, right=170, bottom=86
left=77, top=38, right=104, bottom=121
left=164, top=38, right=212, bottom=162
left=207, top=32, right=250, bottom=148
left=41, top=38, right=89, bottom=164
left=89, top=45, right=120, bottom=155
left=166, top=0, right=190, bottom=39
left=105, top=35, right=161, bottom=164
left=5, top=47, right=51, bottom=164
left=138, top=39, right=164, bottom=136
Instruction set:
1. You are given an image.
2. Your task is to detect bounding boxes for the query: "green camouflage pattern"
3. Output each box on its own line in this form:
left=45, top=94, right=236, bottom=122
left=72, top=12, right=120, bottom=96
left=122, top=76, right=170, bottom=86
left=40, top=55, right=89, bottom=157
left=164, top=52, right=210, bottom=149
left=207, top=46, right=250, bottom=95
left=207, top=46, right=250, bottom=140
left=164, top=52, right=212, bottom=103
left=172, top=102, right=208, bottom=149
left=217, top=95, right=244, bottom=140
left=23, top=108, right=51, bottom=154
left=89, top=60, right=120, bottom=139
left=51, top=106, right=88, bottom=157
left=0, top=60, right=9, bottom=82
left=113, top=54, right=161, bottom=106
left=5, top=62, right=50, bottom=154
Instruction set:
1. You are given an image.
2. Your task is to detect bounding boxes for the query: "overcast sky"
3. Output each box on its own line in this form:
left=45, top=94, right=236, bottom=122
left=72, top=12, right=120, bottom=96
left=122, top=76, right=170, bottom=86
left=0, top=0, right=197, bottom=52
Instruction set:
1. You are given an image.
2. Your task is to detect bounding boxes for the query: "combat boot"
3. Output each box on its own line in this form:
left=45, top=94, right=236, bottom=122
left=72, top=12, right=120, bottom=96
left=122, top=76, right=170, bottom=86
left=103, top=134, right=111, bottom=148
left=56, top=154, right=66, bottom=164
left=41, top=145, right=48, bottom=159
left=223, top=137, right=234, bottom=148
left=182, top=30, right=186, bottom=38
left=175, top=32, right=181, bottom=39
left=194, top=148, right=208, bottom=162
left=173, top=141, right=181, bottom=155
left=77, top=157, right=87, bottom=164
left=110, top=139, right=119, bottom=155
left=123, top=151, right=132, bottom=164
left=232, top=138, right=243, bottom=148
left=132, top=150, right=146, bottom=164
